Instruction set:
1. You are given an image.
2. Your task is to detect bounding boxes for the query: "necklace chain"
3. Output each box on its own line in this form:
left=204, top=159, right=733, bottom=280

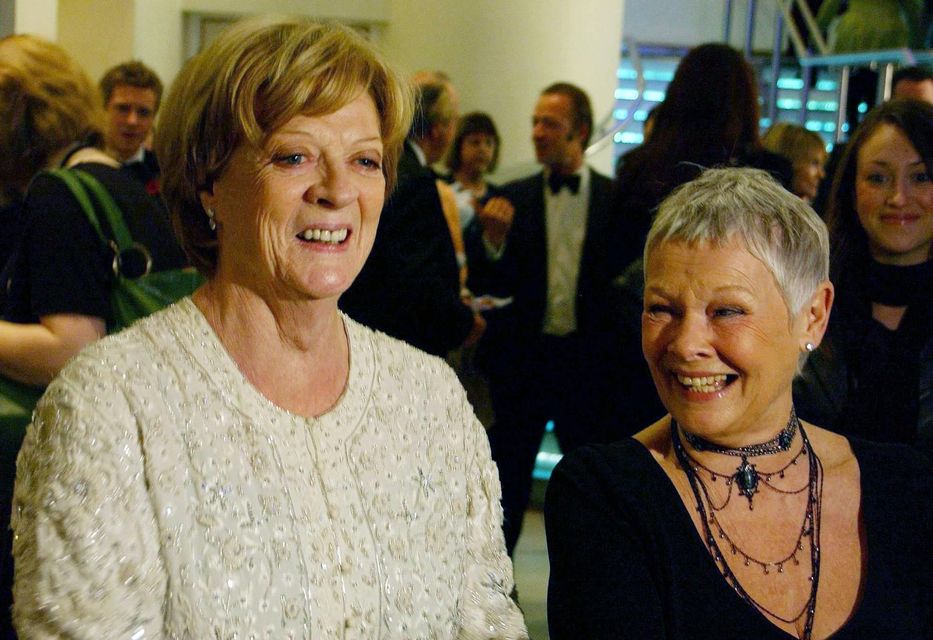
left=681, top=408, right=802, bottom=509
left=683, top=440, right=809, bottom=511
left=671, top=413, right=823, bottom=640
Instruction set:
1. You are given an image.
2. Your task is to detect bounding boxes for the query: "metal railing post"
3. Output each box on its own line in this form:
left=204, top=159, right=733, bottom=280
left=835, top=65, right=851, bottom=143
left=768, top=10, right=784, bottom=126
left=744, top=0, right=757, bottom=58
left=723, top=0, right=734, bottom=42
left=878, top=62, right=896, bottom=102
left=799, top=62, right=813, bottom=126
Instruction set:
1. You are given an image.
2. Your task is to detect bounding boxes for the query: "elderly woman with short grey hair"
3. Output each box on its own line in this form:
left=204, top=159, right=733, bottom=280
left=546, top=167, right=932, bottom=639
left=12, top=16, right=527, bottom=639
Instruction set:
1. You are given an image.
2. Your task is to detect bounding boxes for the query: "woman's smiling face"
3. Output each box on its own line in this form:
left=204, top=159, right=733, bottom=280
left=641, top=238, right=810, bottom=445
left=855, top=123, right=933, bottom=266
left=201, top=92, right=385, bottom=303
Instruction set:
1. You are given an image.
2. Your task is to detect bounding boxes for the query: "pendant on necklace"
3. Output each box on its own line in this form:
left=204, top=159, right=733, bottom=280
left=734, top=456, right=759, bottom=509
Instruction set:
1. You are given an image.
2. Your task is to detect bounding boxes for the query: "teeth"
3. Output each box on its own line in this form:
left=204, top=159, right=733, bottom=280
left=676, top=374, right=728, bottom=393
left=299, top=228, right=347, bottom=243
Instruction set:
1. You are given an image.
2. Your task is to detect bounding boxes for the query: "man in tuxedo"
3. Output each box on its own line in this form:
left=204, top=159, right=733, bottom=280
left=341, top=77, right=483, bottom=356
left=467, top=82, right=624, bottom=554
left=99, top=61, right=163, bottom=196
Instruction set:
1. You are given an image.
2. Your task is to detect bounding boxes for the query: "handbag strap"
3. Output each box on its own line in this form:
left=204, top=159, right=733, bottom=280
left=46, top=167, right=135, bottom=251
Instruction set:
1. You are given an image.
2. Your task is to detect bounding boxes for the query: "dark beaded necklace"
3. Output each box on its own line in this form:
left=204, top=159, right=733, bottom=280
left=681, top=408, right=799, bottom=508
left=671, top=416, right=823, bottom=640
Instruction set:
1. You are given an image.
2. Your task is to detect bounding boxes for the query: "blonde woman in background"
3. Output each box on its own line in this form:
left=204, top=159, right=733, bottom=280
left=762, top=122, right=828, bottom=204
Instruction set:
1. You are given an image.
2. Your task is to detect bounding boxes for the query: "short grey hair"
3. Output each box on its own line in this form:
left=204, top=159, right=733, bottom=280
left=645, top=167, right=829, bottom=318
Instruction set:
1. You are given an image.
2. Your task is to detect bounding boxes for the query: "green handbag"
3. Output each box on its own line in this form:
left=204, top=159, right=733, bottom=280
left=47, top=168, right=204, bottom=333
left=0, top=377, right=43, bottom=433
left=0, top=168, right=204, bottom=432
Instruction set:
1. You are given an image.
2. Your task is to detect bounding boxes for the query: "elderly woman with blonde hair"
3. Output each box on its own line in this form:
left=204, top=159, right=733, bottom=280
left=12, top=17, right=527, bottom=639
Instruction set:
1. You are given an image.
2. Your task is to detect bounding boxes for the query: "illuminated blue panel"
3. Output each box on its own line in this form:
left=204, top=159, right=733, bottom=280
left=613, top=109, right=652, bottom=122
left=613, top=131, right=644, bottom=144
left=614, top=88, right=666, bottom=101
left=807, top=100, right=839, bottom=112
left=777, top=78, right=804, bottom=90
left=616, top=68, right=675, bottom=82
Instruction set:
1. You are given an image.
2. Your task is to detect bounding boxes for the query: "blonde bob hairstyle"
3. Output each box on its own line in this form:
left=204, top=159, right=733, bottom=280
left=761, top=122, right=827, bottom=167
left=645, top=167, right=829, bottom=319
left=0, top=35, right=104, bottom=190
left=155, top=16, right=413, bottom=278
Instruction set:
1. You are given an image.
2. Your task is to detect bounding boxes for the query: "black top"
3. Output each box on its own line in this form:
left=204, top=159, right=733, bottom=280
left=795, top=260, right=933, bottom=455
left=545, top=437, right=933, bottom=639
left=1, top=162, right=186, bottom=326
left=0, top=196, right=24, bottom=272
left=340, top=142, right=473, bottom=356
left=122, top=148, right=162, bottom=195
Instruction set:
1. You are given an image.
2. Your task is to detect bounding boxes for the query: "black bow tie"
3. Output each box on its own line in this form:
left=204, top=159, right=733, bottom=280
left=547, top=172, right=581, bottom=194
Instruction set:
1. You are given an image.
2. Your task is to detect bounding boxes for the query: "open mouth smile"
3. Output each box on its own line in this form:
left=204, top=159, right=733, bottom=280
left=675, top=373, right=736, bottom=393
left=297, top=228, right=349, bottom=245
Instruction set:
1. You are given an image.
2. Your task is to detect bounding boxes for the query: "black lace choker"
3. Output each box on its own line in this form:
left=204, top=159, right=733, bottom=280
left=867, top=259, right=931, bottom=306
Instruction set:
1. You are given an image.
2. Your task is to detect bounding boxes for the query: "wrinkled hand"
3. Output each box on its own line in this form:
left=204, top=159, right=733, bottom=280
left=461, top=310, right=486, bottom=348
left=477, top=196, right=515, bottom=250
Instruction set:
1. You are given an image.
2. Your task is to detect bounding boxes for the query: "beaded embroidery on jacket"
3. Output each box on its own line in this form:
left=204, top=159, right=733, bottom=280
left=12, top=298, right=528, bottom=639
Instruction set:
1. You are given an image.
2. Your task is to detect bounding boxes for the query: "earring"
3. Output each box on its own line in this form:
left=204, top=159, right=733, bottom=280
left=805, top=342, right=816, bottom=352
left=206, top=207, right=217, bottom=231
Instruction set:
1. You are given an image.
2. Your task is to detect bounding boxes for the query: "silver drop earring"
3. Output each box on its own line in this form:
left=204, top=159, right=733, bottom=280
left=206, top=207, right=217, bottom=231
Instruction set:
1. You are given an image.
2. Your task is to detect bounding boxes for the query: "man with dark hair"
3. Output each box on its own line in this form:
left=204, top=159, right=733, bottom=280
left=99, top=61, right=163, bottom=193
left=466, top=82, right=623, bottom=555
left=892, top=65, right=933, bottom=103
left=341, top=75, right=482, bottom=356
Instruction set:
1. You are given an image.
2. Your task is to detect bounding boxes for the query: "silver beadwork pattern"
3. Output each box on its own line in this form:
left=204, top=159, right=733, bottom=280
left=12, top=298, right=528, bottom=639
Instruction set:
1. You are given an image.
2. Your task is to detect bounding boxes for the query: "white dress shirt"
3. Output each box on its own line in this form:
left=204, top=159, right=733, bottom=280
left=542, top=165, right=590, bottom=336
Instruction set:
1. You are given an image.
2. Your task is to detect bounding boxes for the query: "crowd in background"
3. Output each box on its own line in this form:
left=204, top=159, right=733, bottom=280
left=0, top=11, right=931, bottom=638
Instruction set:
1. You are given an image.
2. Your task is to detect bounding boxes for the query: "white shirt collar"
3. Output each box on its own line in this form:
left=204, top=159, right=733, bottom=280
left=123, top=145, right=146, bottom=165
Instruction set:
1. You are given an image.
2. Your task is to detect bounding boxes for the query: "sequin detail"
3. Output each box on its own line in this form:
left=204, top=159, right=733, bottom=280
left=13, top=298, right=527, bottom=639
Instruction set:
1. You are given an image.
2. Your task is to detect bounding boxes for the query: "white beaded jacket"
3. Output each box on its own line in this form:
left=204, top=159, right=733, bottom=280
left=12, top=298, right=528, bottom=639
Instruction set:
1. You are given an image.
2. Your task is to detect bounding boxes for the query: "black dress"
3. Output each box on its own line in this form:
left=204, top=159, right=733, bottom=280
left=545, top=437, right=933, bottom=639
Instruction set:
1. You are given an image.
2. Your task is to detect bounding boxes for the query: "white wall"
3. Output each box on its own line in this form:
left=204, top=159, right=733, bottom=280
left=180, top=0, right=388, bottom=24
left=12, top=0, right=58, bottom=39
left=133, top=0, right=183, bottom=89
left=58, top=0, right=135, bottom=84
left=382, top=0, right=625, bottom=178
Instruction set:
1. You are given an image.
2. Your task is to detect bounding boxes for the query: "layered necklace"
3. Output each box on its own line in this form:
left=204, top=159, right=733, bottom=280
left=681, top=407, right=800, bottom=510
left=671, top=409, right=824, bottom=640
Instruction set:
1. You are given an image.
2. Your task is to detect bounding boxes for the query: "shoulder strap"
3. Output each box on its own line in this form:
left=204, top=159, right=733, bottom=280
left=45, top=168, right=106, bottom=245
left=46, top=167, right=135, bottom=251
left=72, top=169, right=135, bottom=251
